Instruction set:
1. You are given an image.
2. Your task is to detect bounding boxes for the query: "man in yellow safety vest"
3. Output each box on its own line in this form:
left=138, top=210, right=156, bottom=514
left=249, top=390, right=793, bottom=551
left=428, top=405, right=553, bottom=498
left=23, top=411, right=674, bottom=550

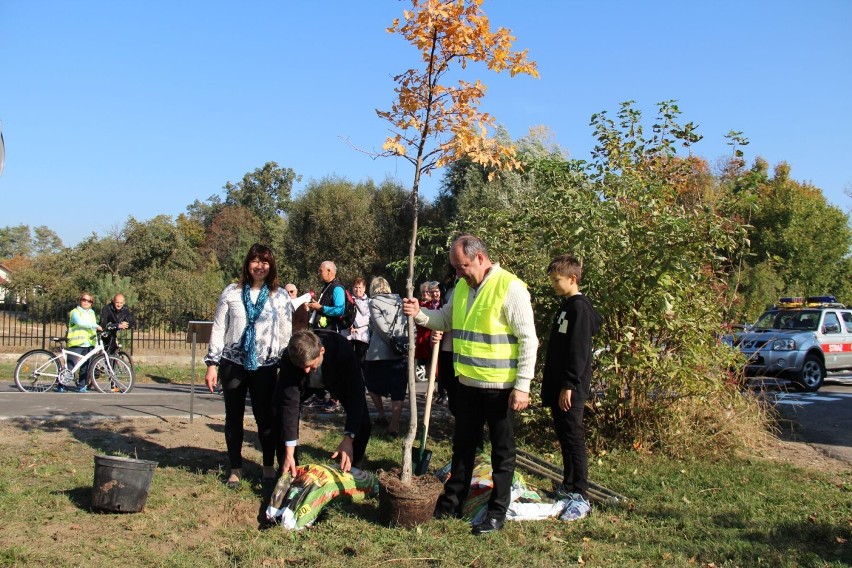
left=403, top=234, right=538, bottom=536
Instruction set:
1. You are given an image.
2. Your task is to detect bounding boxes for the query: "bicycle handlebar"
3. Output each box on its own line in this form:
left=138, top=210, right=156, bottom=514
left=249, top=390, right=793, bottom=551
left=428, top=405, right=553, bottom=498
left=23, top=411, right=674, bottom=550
left=51, top=323, right=120, bottom=344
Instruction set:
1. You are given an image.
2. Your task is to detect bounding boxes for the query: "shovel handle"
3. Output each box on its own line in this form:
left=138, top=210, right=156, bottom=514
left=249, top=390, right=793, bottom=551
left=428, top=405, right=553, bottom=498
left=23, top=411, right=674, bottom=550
left=422, top=340, right=440, bottom=436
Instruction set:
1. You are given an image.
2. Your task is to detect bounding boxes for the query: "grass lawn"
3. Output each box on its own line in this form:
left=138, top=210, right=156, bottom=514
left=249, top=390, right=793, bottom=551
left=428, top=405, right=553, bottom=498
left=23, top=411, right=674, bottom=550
left=0, top=361, right=850, bottom=567
left=1, top=359, right=199, bottom=390
left=0, top=419, right=849, bottom=567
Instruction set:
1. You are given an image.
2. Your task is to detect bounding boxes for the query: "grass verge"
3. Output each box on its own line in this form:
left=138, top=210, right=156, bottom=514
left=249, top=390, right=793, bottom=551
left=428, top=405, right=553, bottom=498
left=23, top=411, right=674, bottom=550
left=1, top=360, right=198, bottom=389
left=0, top=415, right=849, bottom=568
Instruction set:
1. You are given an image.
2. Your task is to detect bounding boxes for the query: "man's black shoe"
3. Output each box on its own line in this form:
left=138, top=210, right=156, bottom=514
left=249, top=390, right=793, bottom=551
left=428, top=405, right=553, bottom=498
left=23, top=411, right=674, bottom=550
left=433, top=505, right=459, bottom=520
left=471, top=517, right=504, bottom=536
left=433, top=497, right=462, bottom=520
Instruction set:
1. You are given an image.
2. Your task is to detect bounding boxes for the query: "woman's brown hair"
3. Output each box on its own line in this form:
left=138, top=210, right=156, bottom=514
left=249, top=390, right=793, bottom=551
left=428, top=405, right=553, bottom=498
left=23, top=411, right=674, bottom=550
left=239, top=243, right=279, bottom=290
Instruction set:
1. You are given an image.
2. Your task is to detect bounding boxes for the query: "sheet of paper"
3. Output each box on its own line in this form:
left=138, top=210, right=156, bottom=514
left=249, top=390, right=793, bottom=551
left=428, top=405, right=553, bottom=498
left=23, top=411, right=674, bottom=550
left=291, top=293, right=312, bottom=310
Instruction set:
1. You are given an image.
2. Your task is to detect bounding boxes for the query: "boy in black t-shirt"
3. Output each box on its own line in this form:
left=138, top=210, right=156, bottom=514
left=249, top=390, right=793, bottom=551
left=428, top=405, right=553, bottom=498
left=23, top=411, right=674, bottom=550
left=542, top=254, right=602, bottom=521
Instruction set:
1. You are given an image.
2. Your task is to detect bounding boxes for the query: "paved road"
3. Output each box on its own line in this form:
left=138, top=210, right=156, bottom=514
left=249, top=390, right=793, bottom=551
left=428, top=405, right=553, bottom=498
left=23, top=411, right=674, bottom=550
left=0, top=377, right=437, bottom=422
left=0, top=381, right=227, bottom=422
left=755, top=374, right=852, bottom=465
left=2, top=373, right=850, bottom=467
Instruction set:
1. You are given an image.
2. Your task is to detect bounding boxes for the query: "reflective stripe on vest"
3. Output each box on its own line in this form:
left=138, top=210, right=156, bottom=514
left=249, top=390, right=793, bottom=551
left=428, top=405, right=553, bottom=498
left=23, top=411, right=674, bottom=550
left=451, top=267, right=522, bottom=383
left=67, top=307, right=97, bottom=348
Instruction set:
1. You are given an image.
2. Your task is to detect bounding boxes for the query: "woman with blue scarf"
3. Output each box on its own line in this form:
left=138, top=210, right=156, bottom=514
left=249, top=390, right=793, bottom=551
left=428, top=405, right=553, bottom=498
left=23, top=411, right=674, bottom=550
left=205, top=244, right=292, bottom=488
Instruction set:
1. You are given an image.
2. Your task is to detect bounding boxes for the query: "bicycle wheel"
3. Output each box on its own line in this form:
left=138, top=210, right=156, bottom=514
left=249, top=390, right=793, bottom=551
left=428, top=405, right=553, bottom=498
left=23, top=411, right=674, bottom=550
left=117, top=350, right=135, bottom=370
left=89, top=355, right=135, bottom=393
left=14, top=350, right=60, bottom=393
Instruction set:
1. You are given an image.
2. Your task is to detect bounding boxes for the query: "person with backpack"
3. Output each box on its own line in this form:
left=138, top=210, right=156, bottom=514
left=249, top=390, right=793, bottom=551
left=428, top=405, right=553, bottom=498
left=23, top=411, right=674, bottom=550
left=305, top=260, right=356, bottom=412
left=363, top=277, right=408, bottom=436
left=306, top=261, right=349, bottom=333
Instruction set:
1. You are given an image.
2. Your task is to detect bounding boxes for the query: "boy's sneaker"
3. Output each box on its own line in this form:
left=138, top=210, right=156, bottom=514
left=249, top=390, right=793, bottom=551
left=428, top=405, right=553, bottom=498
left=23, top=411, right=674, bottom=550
left=55, top=386, right=66, bottom=393
left=559, top=492, right=590, bottom=521
left=301, top=394, right=325, bottom=408
left=77, top=385, right=88, bottom=393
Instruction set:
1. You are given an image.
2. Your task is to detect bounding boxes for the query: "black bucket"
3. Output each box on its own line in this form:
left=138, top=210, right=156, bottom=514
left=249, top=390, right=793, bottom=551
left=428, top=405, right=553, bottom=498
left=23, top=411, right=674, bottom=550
left=92, top=454, right=158, bottom=513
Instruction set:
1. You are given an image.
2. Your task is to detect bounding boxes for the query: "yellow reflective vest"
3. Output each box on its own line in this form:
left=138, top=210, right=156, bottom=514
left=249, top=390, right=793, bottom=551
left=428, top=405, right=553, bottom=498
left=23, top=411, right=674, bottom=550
left=452, top=267, right=523, bottom=385
left=67, top=306, right=98, bottom=348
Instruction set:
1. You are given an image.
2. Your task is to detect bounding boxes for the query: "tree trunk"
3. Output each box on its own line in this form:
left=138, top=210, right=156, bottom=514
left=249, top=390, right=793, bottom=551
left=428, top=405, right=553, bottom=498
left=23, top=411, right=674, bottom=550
left=400, top=168, right=421, bottom=485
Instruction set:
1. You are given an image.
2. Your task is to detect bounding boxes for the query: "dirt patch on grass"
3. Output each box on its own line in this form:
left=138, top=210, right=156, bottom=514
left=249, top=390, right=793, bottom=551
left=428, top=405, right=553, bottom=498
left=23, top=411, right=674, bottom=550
left=0, top=414, right=332, bottom=480
left=752, top=419, right=852, bottom=479
left=755, top=436, right=849, bottom=472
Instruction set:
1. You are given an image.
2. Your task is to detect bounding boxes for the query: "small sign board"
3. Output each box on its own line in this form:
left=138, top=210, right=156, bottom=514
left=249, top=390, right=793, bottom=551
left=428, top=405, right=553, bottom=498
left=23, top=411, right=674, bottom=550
left=186, top=321, right=213, bottom=423
left=186, top=321, right=213, bottom=344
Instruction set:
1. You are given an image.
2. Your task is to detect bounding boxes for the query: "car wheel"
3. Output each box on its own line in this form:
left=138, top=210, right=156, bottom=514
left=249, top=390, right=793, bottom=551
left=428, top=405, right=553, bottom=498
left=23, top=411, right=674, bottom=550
left=793, top=355, right=825, bottom=392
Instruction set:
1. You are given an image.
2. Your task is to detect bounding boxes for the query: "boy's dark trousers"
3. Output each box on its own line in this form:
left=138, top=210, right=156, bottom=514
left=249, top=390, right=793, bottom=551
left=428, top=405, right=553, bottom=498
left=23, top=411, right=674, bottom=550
left=550, top=397, right=588, bottom=500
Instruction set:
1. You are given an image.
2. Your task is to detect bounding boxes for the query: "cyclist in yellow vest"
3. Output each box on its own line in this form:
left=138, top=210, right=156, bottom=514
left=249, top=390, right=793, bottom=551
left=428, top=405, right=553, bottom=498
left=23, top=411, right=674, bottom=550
left=403, top=234, right=538, bottom=536
left=67, top=292, right=102, bottom=392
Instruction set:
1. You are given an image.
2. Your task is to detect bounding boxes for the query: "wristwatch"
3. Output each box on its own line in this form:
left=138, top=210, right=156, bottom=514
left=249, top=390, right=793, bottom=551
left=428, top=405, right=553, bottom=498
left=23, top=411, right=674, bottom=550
left=343, top=431, right=356, bottom=439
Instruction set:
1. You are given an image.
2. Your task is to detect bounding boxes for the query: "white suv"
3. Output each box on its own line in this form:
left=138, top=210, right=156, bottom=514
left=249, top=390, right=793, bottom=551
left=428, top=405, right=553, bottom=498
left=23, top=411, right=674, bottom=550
left=731, top=296, right=852, bottom=392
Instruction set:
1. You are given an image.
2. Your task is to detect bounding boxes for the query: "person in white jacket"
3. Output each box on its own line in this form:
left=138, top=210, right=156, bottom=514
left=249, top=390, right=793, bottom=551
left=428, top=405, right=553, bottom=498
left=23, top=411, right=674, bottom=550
left=204, top=243, right=292, bottom=488
left=348, top=277, right=371, bottom=365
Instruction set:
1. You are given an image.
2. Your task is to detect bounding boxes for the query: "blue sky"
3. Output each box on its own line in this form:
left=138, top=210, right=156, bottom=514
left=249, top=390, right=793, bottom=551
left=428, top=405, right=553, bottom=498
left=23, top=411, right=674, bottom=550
left=2, top=0, right=850, bottom=247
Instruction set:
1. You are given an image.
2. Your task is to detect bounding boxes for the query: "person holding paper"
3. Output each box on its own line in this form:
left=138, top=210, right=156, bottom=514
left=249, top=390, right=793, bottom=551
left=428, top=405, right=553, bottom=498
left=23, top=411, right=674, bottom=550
left=285, top=283, right=311, bottom=332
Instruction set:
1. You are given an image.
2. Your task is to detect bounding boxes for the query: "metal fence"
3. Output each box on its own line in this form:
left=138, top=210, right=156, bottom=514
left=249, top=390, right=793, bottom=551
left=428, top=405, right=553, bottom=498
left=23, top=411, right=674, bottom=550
left=0, top=299, right=215, bottom=353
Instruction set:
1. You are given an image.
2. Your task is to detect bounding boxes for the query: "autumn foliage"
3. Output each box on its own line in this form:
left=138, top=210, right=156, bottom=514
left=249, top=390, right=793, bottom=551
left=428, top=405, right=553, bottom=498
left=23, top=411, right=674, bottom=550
left=377, top=0, right=538, bottom=177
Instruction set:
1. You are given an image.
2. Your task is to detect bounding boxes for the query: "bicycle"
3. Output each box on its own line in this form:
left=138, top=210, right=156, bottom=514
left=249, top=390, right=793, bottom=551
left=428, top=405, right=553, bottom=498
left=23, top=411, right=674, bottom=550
left=103, top=326, right=135, bottom=371
left=14, top=324, right=135, bottom=393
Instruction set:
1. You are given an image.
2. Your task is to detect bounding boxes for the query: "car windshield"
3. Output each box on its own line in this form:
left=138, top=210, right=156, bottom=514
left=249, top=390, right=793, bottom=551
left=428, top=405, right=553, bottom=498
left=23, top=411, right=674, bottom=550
left=753, top=309, right=820, bottom=331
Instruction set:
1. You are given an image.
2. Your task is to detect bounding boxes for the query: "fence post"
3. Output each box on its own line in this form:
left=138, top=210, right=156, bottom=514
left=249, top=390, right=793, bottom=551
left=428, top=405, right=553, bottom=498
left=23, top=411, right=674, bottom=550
left=41, top=319, right=46, bottom=350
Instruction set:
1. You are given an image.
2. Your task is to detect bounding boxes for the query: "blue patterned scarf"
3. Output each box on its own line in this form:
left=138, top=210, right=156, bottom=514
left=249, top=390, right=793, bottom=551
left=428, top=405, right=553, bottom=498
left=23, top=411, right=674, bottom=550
left=240, top=284, right=269, bottom=370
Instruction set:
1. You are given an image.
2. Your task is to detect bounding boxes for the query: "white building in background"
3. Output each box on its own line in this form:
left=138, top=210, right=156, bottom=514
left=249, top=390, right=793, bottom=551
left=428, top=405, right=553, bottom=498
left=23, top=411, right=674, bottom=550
left=0, top=263, right=13, bottom=302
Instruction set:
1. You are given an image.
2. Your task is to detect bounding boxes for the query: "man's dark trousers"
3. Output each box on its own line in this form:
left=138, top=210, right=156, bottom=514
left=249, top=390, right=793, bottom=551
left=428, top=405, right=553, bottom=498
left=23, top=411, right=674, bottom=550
left=435, top=383, right=515, bottom=520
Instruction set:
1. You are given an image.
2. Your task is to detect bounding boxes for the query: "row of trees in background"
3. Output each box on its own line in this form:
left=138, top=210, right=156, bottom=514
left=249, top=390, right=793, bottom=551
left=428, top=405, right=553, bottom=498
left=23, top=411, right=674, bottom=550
left=2, top=102, right=850, bottom=453
left=1, top=169, right=419, bottom=313
left=4, top=108, right=848, bottom=323
left=431, top=102, right=851, bottom=452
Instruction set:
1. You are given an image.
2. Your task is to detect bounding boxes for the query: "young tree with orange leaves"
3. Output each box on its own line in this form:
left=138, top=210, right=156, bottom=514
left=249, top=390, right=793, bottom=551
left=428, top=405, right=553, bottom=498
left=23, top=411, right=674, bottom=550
left=377, top=0, right=537, bottom=484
